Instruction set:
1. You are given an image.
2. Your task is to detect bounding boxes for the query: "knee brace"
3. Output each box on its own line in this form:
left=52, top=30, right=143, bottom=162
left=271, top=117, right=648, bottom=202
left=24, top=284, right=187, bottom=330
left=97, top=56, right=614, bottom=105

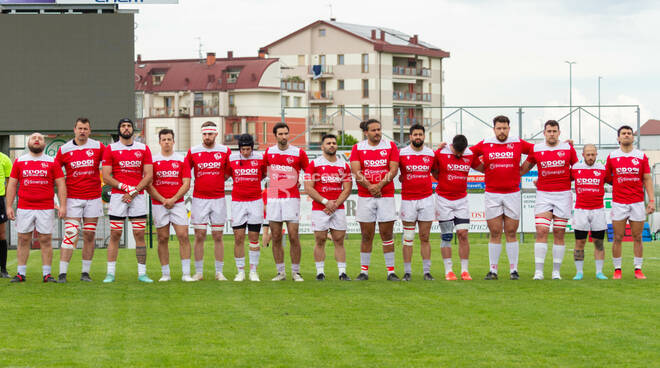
left=553, top=218, right=568, bottom=230
left=535, top=216, right=551, bottom=229
left=402, top=226, right=415, bottom=247
left=61, top=220, right=80, bottom=249
left=110, top=219, right=125, bottom=232
left=210, top=224, right=225, bottom=233
left=191, top=223, right=207, bottom=230
left=439, top=221, right=454, bottom=248
left=131, top=219, right=146, bottom=231
left=82, top=222, right=97, bottom=233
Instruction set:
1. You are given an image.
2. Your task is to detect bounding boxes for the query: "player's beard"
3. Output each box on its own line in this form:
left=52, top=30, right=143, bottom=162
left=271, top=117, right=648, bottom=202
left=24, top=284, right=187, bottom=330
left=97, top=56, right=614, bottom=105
left=585, top=158, right=595, bottom=166
left=119, top=129, right=134, bottom=139
left=323, top=148, right=336, bottom=156
left=28, top=144, right=44, bottom=154
left=412, top=139, right=424, bottom=148
left=496, top=134, right=508, bottom=142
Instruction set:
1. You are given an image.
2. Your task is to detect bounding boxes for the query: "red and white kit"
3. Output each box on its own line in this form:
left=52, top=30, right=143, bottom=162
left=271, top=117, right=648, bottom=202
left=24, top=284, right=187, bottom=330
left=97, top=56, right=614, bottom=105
left=185, top=144, right=231, bottom=229
left=228, top=151, right=266, bottom=227
left=434, top=146, right=479, bottom=222
left=151, top=153, right=190, bottom=228
left=525, top=142, right=578, bottom=219
left=471, top=136, right=534, bottom=220
left=264, top=145, right=309, bottom=223
left=571, top=162, right=607, bottom=231
left=102, top=141, right=152, bottom=218
left=304, top=156, right=352, bottom=231
left=55, top=138, right=104, bottom=218
left=10, top=153, right=64, bottom=234
left=398, top=146, right=437, bottom=222
left=606, top=148, right=651, bottom=222
left=350, top=139, right=399, bottom=223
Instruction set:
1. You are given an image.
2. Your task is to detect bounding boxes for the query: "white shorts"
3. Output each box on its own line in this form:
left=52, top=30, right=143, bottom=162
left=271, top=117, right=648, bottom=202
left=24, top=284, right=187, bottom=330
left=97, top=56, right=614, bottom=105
left=232, top=199, right=264, bottom=226
left=435, top=195, right=470, bottom=222
left=611, top=201, right=646, bottom=222
left=535, top=190, right=573, bottom=219
left=16, top=208, right=54, bottom=234
left=108, top=193, right=147, bottom=218
left=152, top=202, right=188, bottom=228
left=191, top=197, right=227, bottom=225
left=311, top=209, right=347, bottom=231
left=266, top=198, right=300, bottom=223
left=356, top=196, right=397, bottom=223
left=485, top=191, right=521, bottom=220
left=67, top=197, right=103, bottom=219
left=399, top=196, right=436, bottom=222
left=572, top=208, right=607, bottom=232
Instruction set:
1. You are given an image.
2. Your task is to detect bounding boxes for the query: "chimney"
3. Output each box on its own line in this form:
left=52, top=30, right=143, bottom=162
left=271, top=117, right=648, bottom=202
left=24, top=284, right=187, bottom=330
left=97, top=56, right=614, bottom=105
left=206, top=52, right=216, bottom=66
left=371, top=29, right=376, bottom=40
left=330, top=17, right=336, bottom=22
left=409, top=34, right=418, bottom=44
left=137, top=54, right=142, bottom=63
left=227, top=50, right=233, bottom=59
left=258, top=47, right=267, bottom=59
left=380, top=30, right=385, bottom=41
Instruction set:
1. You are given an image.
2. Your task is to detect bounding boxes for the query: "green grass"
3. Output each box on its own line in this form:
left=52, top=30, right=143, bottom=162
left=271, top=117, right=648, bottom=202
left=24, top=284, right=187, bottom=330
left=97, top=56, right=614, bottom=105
left=1, top=233, right=659, bottom=367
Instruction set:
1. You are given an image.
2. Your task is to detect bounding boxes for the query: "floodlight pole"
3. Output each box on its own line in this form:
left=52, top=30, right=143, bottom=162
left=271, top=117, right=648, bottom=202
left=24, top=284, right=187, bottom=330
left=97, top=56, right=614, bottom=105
left=565, top=61, right=576, bottom=140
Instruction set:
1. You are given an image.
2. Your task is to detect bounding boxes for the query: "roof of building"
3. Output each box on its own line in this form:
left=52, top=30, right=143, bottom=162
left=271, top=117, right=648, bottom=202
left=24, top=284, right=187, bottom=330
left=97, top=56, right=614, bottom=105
left=261, top=19, right=450, bottom=59
left=638, top=119, right=660, bottom=135
left=135, top=55, right=279, bottom=92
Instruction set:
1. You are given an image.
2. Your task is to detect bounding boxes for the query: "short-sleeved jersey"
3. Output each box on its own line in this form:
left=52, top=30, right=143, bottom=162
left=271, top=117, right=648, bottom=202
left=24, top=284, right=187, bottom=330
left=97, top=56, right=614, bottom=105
left=10, top=153, right=64, bottom=210
left=151, top=153, right=190, bottom=205
left=398, top=146, right=436, bottom=200
left=605, top=148, right=651, bottom=204
left=102, top=141, right=152, bottom=195
left=304, top=156, right=351, bottom=210
left=571, top=162, right=606, bottom=210
left=435, top=146, right=479, bottom=200
left=0, top=152, right=12, bottom=196
left=185, top=144, right=231, bottom=199
left=350, top=139, right=399, bottom=198
left=228, top=152, right=266, bottom=202
left=525, top=142, right=578, bottom=192
left=55, top=138, right=104, bottom=200
left=264, top=145, right=309, bottom=199
left=471, top=136, right=533, bottom=194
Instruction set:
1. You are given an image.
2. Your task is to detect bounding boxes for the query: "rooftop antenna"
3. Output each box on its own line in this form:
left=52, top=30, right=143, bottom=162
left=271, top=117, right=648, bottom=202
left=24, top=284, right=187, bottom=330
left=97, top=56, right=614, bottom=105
left=328, top=3, right=334, bottom=20
left=195, top=37, right=203, bottom=61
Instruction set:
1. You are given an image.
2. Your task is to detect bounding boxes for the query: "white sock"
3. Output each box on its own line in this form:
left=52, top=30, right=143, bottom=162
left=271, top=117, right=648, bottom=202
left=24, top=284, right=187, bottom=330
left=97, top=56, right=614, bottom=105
left=292, top=263, right=300, bottom=274
left=82, top=260, right=92, bottom=273
left=488, top=243, right=502, bottom=273
left=423, top=259, right=431, bottom=274
left=194, top=260, right=203, bottom=275
left=181, top=259, right=191, bottom=276
left=276, top=263, right=285, bottom=274
left=612, top=257, right=622, bottom=269
left=404, top=262, right=412, bottom=274
left=443, top=258, right=453, bottom=274
left=633, top=257, right=643, bottom=269
left=42, top=265, right=51, bottom=276
left=506, top=241, right=519, bottom=272
left=460, top=259, right=468, bottom=273
left=595, top=259, right=604, bottom=273
left=337, top=262, right=346, bottom=275
left=360, top=252, right=371, bottom=274
left=59, top=261, right=69, bottom=274
left=107, top=261, right=116, bottom=275
left=215, top=260, right=224, bottom=274
left=552, top=244, right=565, bottom=273
left=161, top=264, right=170, bottom=277
left=315, top=261, right=324, bottom=275
left=575, top=260, right=584, bottom=273
left=235, top=257, right=245, bottom=272
left=384, top=251, right=395, bottom=274
left=248, top=250, right=260, bottom=271
left=534, top=243, right=547, bottom=273
left=17, top=265, right=27, bottom=276
left=138, top=263, right=146, bottom=276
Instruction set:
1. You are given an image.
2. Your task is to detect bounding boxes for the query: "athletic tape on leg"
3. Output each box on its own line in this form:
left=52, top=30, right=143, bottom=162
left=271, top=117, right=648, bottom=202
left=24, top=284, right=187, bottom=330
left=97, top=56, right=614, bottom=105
left=110, top=220, right=124, bottom=231
left=131, top=220, right=147, bottom=231
left=211, top=224, right=225, bottom=232
left=553, top=218, right=568, bottom=229
left=535, top=216, right=551, bottom=228
left=191, top=223, right=207, bottom=230
left=402, top=226, right=415, bottom=247
left=82, top=222, right=97, bottom=233
left=61, top=220, right=80, bottom=249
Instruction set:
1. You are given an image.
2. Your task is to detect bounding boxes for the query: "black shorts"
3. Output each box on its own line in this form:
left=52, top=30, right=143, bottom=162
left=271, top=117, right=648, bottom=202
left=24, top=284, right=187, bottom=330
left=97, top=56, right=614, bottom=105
left=0, top=196, right=7, bottom=224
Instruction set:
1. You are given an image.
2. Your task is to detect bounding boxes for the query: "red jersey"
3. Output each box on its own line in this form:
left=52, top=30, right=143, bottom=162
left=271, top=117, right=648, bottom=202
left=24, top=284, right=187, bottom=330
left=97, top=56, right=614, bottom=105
left=350, top=139, right=399, bottom=198
left=151, top=153, right=190, bottom=205
left=435, top=146, right=480, bottom=200
left=605, top=148, right=651, bottom=204
left=525, top=142, right=578, bottom=192
left=228, top=152, right=266, bottom=202
left=398, top=146, right=436, bottom=200
left=571, top=162, right=606, bottom=210
left=471, top=136, right=533, bottom=194
left=185, top=144, right=231, bottom=199
left=264, top=145, right=309, bottom=199
left=10, top=154, right=64, bottom=210
left=55, top=138, right=104, bottom=200
left=102, top=141, right=152, bottom=195
left=304, top=156, right=352, bottom=210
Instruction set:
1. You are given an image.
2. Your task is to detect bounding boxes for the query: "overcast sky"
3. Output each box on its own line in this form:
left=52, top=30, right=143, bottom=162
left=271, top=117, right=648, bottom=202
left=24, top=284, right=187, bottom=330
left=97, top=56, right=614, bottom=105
left=128, top=0, right=659, bottom=143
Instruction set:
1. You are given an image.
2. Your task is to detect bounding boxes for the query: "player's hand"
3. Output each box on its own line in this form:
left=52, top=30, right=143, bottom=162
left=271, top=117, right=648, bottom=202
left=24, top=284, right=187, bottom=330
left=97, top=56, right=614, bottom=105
left=122, top=193, right=133, bottom=203
left=647, top=201, right=655, bottom=214
left=368, top=184, right=380, bottom=197
left=325, top=200, right=338, bottom=212
left=163, top=198, right=175, bottom=209
left=532, top=179, right=537, bottom=188
left=438, top=142, right=447, bottom=150
left=323, top=208, right=333, bottom=215
left=57, top=207, right=66, bottom=219
left=6, top=207, right=15, bottom=221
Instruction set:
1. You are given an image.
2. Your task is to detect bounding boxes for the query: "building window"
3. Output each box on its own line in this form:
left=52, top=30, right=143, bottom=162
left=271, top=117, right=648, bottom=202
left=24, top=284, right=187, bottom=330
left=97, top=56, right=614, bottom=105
left=281, top=96, right=289, bottom=107
left=152, top=73, right=164, bottom=85
left=247, top=121, right=256, bottom=136
left=232, top=121, right=240, bottom=134
left=229, top=94, right=235, bottom=106
left=337, top=79, right=344, bottom=90
left=319, top=28, right=326, bottom=37
left=362, top=104, right=369, bottom=120
left=428, top=83, right=432, bottom=94
left=298, top=55, right=305, bottom=66
left=293, top=96, right=301, bottom=107
left=337, top=54, right=344, bottom=65
left=263, top=121, right=268, bottom=143
left=319, top=54, right=326, bottom=65
left=361, top=53, right=369, bottom=73
left=362, top=79, right=369, bottom=98
left=320, top=106, right=327, bottom=121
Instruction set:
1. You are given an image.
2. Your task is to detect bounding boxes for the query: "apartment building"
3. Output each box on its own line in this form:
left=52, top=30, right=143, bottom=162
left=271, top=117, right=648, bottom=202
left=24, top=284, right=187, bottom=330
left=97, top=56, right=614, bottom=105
left=260, top=19, right=450, bottom=146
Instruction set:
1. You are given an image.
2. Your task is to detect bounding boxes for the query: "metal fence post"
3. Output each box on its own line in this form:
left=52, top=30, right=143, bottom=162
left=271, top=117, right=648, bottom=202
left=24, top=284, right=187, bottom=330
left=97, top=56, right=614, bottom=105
left=399, top=107, right=404, bottom=145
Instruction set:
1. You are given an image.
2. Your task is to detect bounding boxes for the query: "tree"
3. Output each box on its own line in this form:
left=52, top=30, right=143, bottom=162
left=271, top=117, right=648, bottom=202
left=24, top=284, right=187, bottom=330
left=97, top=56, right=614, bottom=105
left=337, top=132, right=358, bottom=149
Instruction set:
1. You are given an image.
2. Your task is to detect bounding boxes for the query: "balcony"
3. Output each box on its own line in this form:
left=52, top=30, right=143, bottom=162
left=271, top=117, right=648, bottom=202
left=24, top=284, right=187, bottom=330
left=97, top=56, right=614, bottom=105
left=392, top=66, right=431, bottom=78
left=281, top=80, right=306, bottom=92
left=308, top=91, right=333, bottom=104
left=392, top=91, right=432, bottom=103
left=393, top=117, right=423, bottom=127
left=228, top=106, right=237, bottom=116
left=194, top=105, right=220, bottom=117
left=308, top=64, right=333, bottom=78
left=151, top=107, right=174, bottom=118
left=309, top=115, right=334, bottom=132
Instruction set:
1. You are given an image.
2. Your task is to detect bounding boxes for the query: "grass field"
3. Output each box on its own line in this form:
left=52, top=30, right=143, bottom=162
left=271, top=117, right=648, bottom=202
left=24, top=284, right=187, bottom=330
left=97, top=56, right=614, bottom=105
left=1, top=233, right=659, bottom=367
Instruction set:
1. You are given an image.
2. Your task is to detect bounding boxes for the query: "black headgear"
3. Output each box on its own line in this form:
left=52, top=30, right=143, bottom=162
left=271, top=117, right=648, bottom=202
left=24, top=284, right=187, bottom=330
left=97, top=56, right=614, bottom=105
left=117, top=118, right=134, bottom=133
left=238, top=133, right=254, bottom=148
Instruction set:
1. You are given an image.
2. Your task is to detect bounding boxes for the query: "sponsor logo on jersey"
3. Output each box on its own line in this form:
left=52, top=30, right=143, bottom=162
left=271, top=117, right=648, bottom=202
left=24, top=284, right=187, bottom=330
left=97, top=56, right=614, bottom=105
left=632, top=158, right=639, bottom=165
left=157, top=170, right=179, bottom=178
left=540, top=160, right=566, bottom=169
left=422, top=156, right=430, bottom=163
left=594, top=170, right=600, bottom=176
left=364, top=159, right=387, bottom=167
left=197, top=161, right=223, bottom=170
left=406, top=164, right=431, bottom=172
left=23, top=169, right=48, bottom=177
left=70, top=159, right=95, bottom=169
left=119, top=160, right=142, bottom=168
left=577, top=178, right=601, bottom=185
left=286, top=157, right=295, bottom=164
left=251, top=160, right=259, bottom=167
left=86, top=149, right=94, bottom=157
left=507, top=143, right=514, bottom=149
left=214, top=153, right=222, bottom=160
left=41, top=162, right=49, bottom=169
left=615, top=167, right=640, bottom=175
left=270, top=164, right=294, bottom=172
left=236, top=168, right=259, bottom=176
left=379, top=150, right=387, bottom=157
left=321, top=175, right=343, bottom=184
left=172, top=162, right=179, bottom=169
left=447, top=163, right=470, bottom=172
left=488, top=151, right=514, bottom=160
left=134, top=151, right=143, bottom=159
left=557, top=150, right=565, bottom=157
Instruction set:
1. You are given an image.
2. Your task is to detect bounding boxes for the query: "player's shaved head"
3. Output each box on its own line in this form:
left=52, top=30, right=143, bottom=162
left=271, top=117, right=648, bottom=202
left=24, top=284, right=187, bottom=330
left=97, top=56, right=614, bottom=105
left=582, top=144, right=597, bottom=166
left=583, top=144, right=597, bottom=153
